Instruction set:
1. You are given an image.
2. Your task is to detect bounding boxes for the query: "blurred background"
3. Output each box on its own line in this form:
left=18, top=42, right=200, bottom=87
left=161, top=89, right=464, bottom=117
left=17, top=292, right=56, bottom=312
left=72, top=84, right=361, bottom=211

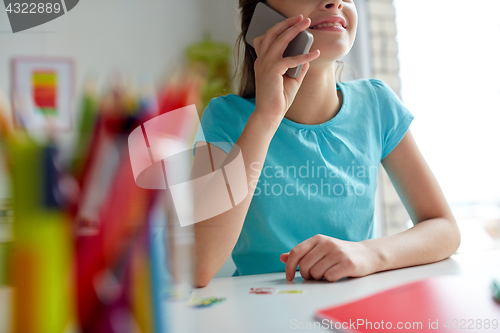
left=0, top=0, right=499, bottom=332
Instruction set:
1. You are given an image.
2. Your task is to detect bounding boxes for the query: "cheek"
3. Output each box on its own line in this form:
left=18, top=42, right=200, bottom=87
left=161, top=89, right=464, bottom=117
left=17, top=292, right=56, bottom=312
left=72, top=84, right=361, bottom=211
left=350, top=29, right=357, bottom=44
left=347, top=16, right=358, bottom=43
left=346, top=10, right=358, bottom=31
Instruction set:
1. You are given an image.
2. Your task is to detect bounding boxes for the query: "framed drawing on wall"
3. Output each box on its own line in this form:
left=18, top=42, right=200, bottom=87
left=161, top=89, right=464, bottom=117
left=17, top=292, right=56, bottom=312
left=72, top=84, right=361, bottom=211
left=11, top=57, right=75, bottom=131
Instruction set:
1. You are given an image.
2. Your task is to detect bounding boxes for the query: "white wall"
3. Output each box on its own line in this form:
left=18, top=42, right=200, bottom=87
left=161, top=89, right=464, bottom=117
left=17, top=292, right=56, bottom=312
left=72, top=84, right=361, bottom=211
left=0, top=0, right=205, bottom=100
left=200, top=0, right=242, bottom=92
left=395, top=0, right=500, bottom=206
left=0, top=0, right=207, bottom=196
left=200, top=0, right=241, bottom=47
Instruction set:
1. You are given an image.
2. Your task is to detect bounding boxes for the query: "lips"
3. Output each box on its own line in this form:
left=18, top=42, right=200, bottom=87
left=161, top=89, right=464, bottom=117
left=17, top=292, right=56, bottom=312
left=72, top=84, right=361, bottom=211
left=310, top=16, right=347, bottom=30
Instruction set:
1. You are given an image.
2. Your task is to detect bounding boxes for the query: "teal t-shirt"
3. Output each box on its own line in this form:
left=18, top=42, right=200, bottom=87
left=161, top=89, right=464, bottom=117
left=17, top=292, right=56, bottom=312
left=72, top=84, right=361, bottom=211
left=193, top=78, right=414, bottom=276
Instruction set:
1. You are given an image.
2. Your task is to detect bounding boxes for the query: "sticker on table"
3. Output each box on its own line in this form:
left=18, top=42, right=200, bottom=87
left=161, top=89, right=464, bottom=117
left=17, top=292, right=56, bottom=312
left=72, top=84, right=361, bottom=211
left=189, top=296, right=227, bottom=308
left=278, top=290, right=304, bottom=294
left=249, top=287, right=275, bottom=295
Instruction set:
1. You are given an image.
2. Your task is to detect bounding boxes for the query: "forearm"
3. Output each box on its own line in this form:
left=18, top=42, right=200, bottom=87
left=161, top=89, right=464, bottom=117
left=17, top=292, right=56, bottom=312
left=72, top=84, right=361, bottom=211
left=361, top=217, right=461, bottom=274
left=194, top=110, right=279, bottom=287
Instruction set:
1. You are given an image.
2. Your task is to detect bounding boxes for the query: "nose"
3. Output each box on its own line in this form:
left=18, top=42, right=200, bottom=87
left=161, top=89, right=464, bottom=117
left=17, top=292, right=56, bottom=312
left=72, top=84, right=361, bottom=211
left=323, top=0, right=343, bottom=10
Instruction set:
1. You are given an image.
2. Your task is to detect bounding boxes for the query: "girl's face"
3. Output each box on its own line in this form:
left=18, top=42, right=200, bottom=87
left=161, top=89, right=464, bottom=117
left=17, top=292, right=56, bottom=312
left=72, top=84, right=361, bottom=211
left=266, top=0, right=358, bottom=62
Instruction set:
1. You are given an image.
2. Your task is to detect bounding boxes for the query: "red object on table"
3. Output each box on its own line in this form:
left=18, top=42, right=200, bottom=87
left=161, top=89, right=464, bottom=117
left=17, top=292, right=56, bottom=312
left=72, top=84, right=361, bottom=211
left=315, top=275, right=500, bottom=333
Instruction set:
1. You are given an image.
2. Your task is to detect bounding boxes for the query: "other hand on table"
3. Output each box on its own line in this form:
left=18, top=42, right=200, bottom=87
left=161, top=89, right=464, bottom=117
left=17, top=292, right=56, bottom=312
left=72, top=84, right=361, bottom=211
left=280, top=234, right=377, bottom=282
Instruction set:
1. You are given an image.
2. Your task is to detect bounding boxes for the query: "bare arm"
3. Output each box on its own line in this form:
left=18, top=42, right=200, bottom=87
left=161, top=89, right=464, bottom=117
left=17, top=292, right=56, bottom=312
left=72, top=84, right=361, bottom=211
left=193, top=112, right=278, bottom=288
left=363, top=129, right=461, bottom=271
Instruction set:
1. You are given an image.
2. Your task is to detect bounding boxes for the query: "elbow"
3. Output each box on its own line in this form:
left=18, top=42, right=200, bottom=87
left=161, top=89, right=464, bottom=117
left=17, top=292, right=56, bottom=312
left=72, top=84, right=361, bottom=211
left=451, top=224, right=461, bottom=255
left=194, top=278, right=210, bottom=289
left=445, top=215, right=461, bottom=257
left=193, top=269, right=214, bottom=288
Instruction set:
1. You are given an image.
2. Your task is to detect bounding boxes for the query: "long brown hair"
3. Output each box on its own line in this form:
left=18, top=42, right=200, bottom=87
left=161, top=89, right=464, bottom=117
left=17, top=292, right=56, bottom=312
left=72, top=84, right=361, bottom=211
left=229, top=0, right=345, bottom=99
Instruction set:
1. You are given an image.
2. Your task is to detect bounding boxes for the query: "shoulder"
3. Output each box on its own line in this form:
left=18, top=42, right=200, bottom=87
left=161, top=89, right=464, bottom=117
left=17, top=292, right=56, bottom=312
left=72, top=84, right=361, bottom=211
left=365, top=78, right=402, bottom=104
left=366, top=78, right=388, bottom=88
left=202, top=94, right=232, bottom=117
left=337, top=78, right=390, bottom=113
left=204, top=93, right=255, bottom=112
left=351, top=79, right=408, bottom=115
left=338, top=78, right=386, bottom=100
left=340, top=77, right=395, bottom=92
left=197, top=94, right=255, bottom=147
left=338, top=77, right=383, bottom=89
left=201, top=94, right=255, bottom=123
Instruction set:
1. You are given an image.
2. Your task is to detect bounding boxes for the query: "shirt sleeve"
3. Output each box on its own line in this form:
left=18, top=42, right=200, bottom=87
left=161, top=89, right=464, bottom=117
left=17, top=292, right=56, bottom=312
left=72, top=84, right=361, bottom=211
left=192, top=95, right=242, bottom=155
left=369, top=78, right=415, bottom=161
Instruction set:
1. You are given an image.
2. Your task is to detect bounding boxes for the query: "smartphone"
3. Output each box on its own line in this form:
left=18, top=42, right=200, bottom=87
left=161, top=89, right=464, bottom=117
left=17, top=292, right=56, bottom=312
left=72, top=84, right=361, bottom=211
left=245, top=1, right=314, bottom=78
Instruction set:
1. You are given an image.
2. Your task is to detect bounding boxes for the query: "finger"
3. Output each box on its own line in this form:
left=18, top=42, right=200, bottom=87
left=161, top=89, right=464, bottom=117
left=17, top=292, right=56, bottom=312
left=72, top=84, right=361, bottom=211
left=324, top=262, right=348, bottom=282
left=309, top=254, right=338, bottom=280
left=282, top=50, right=320, bottom=75
left=294, top=58, right=312, bottom=84
left=253, top=35, right=264, bottom=57
left=298, top=246, right=327, bottom=280
left=280, top=253, right=289, bottom=263
left=259, top=14, right=304, bottom=57
left=285, top=235, right=321, bottom=281
left=269, top=17, right=311, bottom=58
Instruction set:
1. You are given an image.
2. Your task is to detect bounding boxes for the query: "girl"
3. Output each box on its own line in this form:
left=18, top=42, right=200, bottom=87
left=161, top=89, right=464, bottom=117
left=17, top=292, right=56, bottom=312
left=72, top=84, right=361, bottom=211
left=192, top=0, right=460, bottom=287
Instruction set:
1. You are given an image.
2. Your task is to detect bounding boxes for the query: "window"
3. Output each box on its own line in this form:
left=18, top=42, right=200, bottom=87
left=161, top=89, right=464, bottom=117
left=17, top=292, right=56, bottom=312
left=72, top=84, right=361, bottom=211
left=394, top=0, right=500, bottom=249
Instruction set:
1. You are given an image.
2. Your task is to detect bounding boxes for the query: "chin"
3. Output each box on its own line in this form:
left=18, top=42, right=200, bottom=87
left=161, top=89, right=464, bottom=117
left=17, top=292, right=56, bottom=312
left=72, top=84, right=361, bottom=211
left=313, top=48, right=349, bottom=61
left=315, top=40, right=349, bottom=52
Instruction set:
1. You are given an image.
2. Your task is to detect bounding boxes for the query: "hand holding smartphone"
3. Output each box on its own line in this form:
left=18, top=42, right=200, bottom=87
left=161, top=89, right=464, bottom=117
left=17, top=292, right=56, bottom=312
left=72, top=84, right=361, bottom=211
left=245, top=2, right=314, bottom=78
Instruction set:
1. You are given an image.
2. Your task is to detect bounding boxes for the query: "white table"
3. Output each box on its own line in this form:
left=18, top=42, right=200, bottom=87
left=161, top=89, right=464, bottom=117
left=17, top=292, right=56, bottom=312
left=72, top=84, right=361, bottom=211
left=167, top=249, right=500, bottom=333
